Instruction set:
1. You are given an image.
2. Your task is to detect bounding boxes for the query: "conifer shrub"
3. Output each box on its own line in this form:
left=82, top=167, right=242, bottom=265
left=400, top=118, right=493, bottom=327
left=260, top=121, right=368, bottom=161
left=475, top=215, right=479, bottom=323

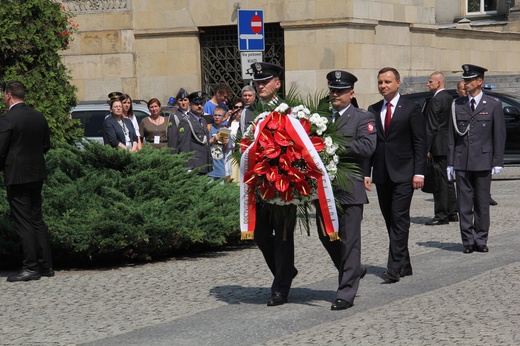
left=0, top=143, right=241, bottom=267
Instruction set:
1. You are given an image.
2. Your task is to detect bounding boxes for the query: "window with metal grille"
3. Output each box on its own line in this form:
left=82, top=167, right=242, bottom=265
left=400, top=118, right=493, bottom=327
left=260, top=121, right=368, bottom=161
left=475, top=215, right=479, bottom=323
left=467, top=0, right=498, bottom=14
left=199, top=23, right=284, bottom=100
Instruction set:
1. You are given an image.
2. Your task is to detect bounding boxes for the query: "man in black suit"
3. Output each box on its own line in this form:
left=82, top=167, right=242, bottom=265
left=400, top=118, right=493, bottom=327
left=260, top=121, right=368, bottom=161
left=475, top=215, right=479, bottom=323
left=447, top=64, right=506, bottom=254
left=367, top=67, right=427, bottom=283
left=0, top=81, right=53, bottom=282
left=424, top=71, right=458, bottom=225
left=316, top=70, right=376, bottom=310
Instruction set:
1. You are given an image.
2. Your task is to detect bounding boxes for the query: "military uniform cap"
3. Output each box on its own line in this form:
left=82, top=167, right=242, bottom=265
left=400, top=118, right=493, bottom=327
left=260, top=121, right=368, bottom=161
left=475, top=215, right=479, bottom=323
left=176, top=88, right=189, bottom=100
left=188, top=91, right=207, bottom=104
left=250, top=62, right=284, bottom=81
left=108, top=91, right=123, bottom=100
left=461, top=64, right=488, bottom=79
left=327, top=70, right=358, bottom=89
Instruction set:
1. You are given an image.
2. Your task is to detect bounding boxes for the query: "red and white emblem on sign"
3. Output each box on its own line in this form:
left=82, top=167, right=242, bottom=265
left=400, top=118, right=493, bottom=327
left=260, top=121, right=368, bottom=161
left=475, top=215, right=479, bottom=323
left=368, top=123, right=375, bottom=133
left=251, top=13, right=262, bottom=34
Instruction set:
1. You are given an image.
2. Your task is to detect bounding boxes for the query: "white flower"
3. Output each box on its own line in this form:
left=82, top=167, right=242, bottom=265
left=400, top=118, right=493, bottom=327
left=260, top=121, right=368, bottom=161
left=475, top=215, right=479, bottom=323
left=309, top=113, right=321, bottom=124
left=324, top=136, right=333, bottom=146
left=326, top=161, right=338, bottom=175
left=275, top=103, right=289, bottom=113
left=326, top=143, right=338, bottom=155
left=333, top=155, right=339, bottom=163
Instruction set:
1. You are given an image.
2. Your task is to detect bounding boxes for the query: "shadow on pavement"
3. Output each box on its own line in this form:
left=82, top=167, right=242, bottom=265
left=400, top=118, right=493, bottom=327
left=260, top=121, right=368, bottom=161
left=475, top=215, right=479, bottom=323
left=210, top=285, right=335, bottom=306
left=416, top=241, right=462, bottom=252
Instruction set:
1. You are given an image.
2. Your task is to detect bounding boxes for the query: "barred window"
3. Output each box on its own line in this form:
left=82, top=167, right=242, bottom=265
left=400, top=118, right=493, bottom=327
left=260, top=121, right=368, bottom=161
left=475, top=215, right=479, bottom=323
left=467, top=0, right=498, bottom=14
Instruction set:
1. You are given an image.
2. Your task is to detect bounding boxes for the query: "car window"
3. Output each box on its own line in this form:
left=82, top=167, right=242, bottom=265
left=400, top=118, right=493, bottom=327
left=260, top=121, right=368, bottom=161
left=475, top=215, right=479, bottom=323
left=134, top=110, right=148, bottom=124
left=71, top=110, right=108, bottom=137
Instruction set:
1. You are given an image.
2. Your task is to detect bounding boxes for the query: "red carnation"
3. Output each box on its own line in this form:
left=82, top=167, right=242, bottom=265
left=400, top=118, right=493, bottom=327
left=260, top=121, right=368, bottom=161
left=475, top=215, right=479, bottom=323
left=311, top=136, right=326, bottom=152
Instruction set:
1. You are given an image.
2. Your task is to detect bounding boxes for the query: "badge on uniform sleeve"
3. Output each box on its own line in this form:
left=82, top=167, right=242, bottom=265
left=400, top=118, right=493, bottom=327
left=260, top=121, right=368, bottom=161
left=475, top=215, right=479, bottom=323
left=179, top=127, right=185, bottom=133
left=368, top=123, right=375, bottom=133
left=168, top=122, right=173, bottom=128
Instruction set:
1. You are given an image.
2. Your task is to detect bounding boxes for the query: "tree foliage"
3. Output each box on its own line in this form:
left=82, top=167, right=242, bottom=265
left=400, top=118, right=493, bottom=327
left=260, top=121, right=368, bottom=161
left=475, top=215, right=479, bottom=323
left=0, top=0, right=82, bottom=146
left=0, top=144, right=241, bottom=267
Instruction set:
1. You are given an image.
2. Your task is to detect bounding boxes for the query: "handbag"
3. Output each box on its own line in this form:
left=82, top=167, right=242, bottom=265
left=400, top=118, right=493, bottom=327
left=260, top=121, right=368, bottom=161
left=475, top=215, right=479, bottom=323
left=421, top=156, right=435, bottom=193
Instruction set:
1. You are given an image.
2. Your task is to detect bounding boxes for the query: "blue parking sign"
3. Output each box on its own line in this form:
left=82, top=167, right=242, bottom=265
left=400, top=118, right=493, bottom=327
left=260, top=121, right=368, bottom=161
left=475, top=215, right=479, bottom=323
left=237, top=9, right=264, bottom=51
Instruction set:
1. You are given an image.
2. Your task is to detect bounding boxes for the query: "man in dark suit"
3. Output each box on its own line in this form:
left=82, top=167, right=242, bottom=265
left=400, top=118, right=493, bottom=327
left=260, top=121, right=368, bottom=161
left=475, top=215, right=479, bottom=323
left=0, top=81, right=53, bottom=282
left=367, top=67, right=427, bottom=283
left=447, top=64, right=505, bottom=254
left=316, top=70, right=376, bottom=310
left=424, top=71, right=458, bottom=225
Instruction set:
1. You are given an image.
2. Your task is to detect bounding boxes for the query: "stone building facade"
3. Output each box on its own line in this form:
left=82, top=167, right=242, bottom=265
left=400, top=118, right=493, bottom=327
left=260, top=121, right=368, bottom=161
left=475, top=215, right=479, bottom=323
left=61, top=0, right=520, bottom=107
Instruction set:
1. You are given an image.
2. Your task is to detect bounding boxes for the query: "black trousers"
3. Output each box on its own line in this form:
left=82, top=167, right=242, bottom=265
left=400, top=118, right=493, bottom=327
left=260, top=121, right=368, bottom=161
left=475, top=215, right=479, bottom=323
left=432, top=155, right=457, bottom=221
left=7, top=181, right=52, bottom=271
left=254, top=204, right=297, bottom=297
left=375, top=181, right=414, bottom=272
left=455, top=170, right=491, bottom=247
left=317, top=203, right=364, bottom=304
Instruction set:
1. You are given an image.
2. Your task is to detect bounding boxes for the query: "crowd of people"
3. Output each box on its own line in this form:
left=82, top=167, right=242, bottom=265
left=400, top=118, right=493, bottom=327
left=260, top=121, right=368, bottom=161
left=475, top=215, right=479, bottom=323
left=101, top=83, right=254, bottom=180
left=2, top=62, right=506, bottom=324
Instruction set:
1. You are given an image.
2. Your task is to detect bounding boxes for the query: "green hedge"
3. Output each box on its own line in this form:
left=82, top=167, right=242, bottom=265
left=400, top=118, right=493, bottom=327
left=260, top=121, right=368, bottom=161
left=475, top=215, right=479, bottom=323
left=0, top=142, right=241, bottom=267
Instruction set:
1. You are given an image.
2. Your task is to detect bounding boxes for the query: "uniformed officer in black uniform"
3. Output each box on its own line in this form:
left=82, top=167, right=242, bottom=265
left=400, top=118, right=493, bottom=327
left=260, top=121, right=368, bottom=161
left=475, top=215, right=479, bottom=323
left=247, top=62, right=299, bottom=307
left=175, top=91, right=212, bottom=174
left=316, top=70, right=376, bottom=310
left=447, top=64, right=506, bottom=253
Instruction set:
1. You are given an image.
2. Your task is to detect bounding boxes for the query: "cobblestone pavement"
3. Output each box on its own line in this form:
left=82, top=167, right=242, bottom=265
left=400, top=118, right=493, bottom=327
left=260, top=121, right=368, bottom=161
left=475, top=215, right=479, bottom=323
left=1, top=168, right=519, bottom=345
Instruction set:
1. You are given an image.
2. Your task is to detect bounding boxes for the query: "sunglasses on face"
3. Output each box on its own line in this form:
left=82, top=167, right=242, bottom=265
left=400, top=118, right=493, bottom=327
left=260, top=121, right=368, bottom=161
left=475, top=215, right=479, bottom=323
left=233, top=105, right=244, bottom=110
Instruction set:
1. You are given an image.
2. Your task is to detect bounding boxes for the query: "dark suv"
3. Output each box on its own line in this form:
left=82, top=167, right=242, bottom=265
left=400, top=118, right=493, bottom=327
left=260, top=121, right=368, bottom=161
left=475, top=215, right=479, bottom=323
left=402, top=89, right=520, bottom=164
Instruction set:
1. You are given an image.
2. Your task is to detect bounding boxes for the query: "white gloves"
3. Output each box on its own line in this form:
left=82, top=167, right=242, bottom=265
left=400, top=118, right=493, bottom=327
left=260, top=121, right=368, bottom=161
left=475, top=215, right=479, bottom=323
left=447, top=166, right=455, bottom=182
left=492, top=166, right=504, bottom=175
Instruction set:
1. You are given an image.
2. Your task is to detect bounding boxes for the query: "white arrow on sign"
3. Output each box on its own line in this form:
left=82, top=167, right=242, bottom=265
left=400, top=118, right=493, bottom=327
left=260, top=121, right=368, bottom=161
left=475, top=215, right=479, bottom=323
left=239, top=34, right=264, bottom=50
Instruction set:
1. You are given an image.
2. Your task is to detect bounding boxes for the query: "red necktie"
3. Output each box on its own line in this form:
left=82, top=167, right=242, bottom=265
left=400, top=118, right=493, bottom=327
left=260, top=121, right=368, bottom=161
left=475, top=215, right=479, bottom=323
left=385, top=102, right=392, bottom=136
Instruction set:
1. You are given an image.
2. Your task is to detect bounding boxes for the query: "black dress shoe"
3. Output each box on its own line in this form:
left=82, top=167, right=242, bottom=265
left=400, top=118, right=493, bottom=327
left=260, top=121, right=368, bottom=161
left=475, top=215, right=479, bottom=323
left=331, top=298, right=353, bottom=311
left=267, top=292, right=287, bottom=306
left=40, top=267, right=55, bottom=277
left=448, top=214, right=459, bottom=222
left=382, top=269, right=400, bottom=283
left=475, top=245, right=489, bottom=253
left=360, top=267, right=367, bottom=279
left=463, top=245, right=474, bottom=254
left=399, top=266, right=413, bottom=277
left=425, top=219, right=449, bottom=226
left=7, top=269, right=41, bottom=282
